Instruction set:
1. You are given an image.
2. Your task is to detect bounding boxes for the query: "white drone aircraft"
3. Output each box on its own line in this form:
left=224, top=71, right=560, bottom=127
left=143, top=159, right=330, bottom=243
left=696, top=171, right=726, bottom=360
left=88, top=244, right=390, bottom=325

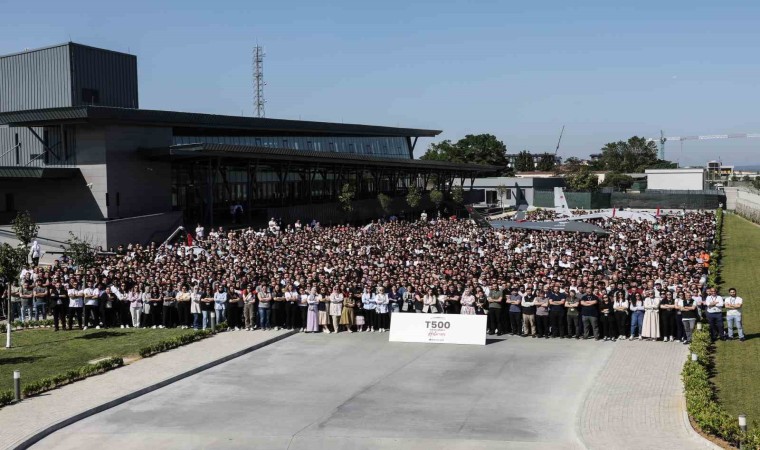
left=553, top=188, right=657, bottom=223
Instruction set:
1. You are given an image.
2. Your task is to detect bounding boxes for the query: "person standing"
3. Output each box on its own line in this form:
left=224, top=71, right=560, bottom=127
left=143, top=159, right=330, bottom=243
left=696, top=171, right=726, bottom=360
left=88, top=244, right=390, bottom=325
left=227, top=287, right=241, bottom=330
left=374, top=286, right=389, bottom=332
left=659, top=291, right=676, bottom=342
left=580, top=287, right=600, bottom=340
left=329, top=286, right=344, bottom=333
left=486, top=282, right=504, bottom=335
left=128, top=286, right=143, bottom=328
left=521, top=290, right=537, bottom=337
left=49, top=280, right=68, bottom=331
left=83, top=281, right=100, bottom=330
left=149, top=285, right=163, bottom=328
left=243, top=285, right=257, bottom=331
left=305, top=287, right=320, bottom=333
left=67, top=280, right=84, bottom=330
left=548, top=285, right=566, bottom=338
left=32, top=279, right=49, bottom=321
left=642, top=291, right=661, bottom=340
left=724, top=288, right=744, bottom=342
left=612, top=292, right=629, bottom=340
left=190, top=285, right=203, bottom=330
left=213, top=285, right=227, bottom=327
left=565, top=291, right=581, bottom=339
left=629, top=293, right=645, bottom=340
left=704, top=287, right=725, bottom=342
left=534, top=291, right=550, bottom=339
left=284, top=284, right=299, bottom=330
left=677, top=292, right=698, bottom=344
left=362, top=286, right=376, bottom=332
left=162, top=285, right=178, bottom=328
left=507, top=288, right=523, bottom=335
left=460, top=288, right=476, bottom=315
left=599, top=294, right=615, bottom=341
left=176, top=285, right=192, bottom=329
left=257, top=285, right=272, bottom=330
left=341, top=287, right=357, bottom=332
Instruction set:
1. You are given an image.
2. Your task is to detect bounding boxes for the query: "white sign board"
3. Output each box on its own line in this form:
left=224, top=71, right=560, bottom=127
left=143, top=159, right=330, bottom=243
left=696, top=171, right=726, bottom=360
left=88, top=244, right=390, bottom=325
left=389, top=313, right=487, bottom=346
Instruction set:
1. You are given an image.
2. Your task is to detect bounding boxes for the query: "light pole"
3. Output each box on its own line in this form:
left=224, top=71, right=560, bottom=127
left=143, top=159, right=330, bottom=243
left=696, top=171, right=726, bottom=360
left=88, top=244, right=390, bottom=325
left=739, top=414, right=747, bottom=450
left=5, top=286, right=11, bottom=348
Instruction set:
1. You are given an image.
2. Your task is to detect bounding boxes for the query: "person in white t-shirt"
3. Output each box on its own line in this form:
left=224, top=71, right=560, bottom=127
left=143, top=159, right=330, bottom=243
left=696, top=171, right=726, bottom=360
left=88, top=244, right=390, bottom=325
left=195, top=223, right=205, bottom=240
left=704, top=287, right=725, bottom=342
left=724, top=288, right=745, bottom=341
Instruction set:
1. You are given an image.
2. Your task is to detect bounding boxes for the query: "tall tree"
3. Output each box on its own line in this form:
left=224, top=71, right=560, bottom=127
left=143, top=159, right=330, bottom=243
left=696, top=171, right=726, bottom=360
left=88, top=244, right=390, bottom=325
left=421, top=134, right=508, bottom=168
left=601, top=173, right=634, bottom=191
left=536, top=154, right=556, bottom=172
left=12, top=211, right=39, bottom=262
left=429, top=189, right=444, bottom=212
left=63, top=232, right=97, bottom=272
left=338, top=183, right=356, bottom=213
left=566, top=167, right=599, bottom=192
left=594, top=136, right=673, bottom=173
left=515, top=151, right=534, bottom=172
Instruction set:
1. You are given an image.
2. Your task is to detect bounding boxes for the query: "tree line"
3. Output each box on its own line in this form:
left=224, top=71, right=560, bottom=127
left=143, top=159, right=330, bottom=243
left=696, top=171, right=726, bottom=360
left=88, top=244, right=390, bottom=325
left=420, top=134, right=678, bottom=191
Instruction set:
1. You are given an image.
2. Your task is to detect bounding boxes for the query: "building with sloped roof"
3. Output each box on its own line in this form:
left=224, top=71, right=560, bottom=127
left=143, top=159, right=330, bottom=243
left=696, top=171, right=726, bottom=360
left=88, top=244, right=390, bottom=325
left=0, top=43, right=496, bottom=248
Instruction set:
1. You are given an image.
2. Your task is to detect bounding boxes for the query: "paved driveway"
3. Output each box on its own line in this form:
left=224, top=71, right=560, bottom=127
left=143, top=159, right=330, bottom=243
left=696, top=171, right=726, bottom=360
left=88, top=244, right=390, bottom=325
left=34, top=333, right=614, bottom=449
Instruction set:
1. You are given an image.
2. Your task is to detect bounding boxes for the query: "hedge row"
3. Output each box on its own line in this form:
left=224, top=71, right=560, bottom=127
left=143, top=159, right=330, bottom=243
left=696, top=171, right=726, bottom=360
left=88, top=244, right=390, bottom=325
left=684, top=330, right=760, bottom=448
left=683, top=208, right=760, bottom=449
left=137, top=322, right=226, bottom=358
left=0, top=357, right=124, bottom=408
left=8, top=319, right=55, bottom=330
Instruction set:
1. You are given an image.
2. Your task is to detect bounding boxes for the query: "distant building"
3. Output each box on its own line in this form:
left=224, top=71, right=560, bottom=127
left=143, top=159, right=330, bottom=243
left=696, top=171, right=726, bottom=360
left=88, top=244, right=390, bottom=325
left=645, top=168, right=706, bottom=191
left=706, top=160, right=734, bottom=184
left=469, top=176, right=565, bottom=208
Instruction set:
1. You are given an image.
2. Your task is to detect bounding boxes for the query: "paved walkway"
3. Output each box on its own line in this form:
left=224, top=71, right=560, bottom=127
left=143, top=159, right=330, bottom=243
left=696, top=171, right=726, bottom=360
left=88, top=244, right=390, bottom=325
left=0, top=329, right=293, bottom=450
left=578, top=340, right=719, bottom=450
left=31, top=333, right=612, bottom=449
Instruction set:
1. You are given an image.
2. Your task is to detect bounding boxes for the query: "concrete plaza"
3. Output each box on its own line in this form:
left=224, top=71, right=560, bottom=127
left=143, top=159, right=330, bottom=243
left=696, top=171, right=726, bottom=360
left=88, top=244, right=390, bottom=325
left=31, top=332, right=715, bottom=450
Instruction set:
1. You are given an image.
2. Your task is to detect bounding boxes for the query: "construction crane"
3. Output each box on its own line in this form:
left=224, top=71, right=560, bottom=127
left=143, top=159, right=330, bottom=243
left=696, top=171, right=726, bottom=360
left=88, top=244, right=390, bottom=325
left=554, top=125, right=565, bottom=156
left=651, top=130, right=760, bottom=160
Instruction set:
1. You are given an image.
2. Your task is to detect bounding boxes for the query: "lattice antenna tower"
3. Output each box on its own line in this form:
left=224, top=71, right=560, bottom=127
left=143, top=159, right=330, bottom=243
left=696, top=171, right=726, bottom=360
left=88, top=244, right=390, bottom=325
left=253, top=45, right=266, bottom=118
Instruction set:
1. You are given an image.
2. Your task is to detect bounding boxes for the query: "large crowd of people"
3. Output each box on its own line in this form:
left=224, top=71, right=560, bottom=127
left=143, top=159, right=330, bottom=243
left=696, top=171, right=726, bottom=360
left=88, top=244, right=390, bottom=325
left=4, top=210, right=746, bottom=344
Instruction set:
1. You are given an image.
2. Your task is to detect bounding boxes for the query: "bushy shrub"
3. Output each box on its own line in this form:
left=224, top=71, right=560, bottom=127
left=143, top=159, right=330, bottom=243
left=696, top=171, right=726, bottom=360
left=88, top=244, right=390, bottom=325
left=137, top=329, right=215, bottom=358
left=0, top=390, right=14, bottom=407
left=13, top=357, right=124, bottom=402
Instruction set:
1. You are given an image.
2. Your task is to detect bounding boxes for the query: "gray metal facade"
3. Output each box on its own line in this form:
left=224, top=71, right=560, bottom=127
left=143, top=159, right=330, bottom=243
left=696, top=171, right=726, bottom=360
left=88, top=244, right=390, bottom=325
left=0, top=43, right=137, bottom=112
left=0, top=45, right=71, bottom=112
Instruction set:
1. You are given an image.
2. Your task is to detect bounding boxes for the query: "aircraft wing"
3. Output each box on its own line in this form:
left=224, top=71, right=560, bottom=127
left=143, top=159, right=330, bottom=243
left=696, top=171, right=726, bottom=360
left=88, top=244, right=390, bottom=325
left=489, top=219, right=609, bottom=234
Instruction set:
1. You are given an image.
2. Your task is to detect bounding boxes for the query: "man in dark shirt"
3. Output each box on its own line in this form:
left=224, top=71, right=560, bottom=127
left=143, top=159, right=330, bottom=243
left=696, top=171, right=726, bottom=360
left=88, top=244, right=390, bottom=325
left=49, top=280, right=68, bottom=331
left=486, top=282, right=504, bottom=335
left=580, top=286, right=600, bottom=340
left=507, top=288, right=523, bottom=336
left=548, top=285, right=566, bottom=338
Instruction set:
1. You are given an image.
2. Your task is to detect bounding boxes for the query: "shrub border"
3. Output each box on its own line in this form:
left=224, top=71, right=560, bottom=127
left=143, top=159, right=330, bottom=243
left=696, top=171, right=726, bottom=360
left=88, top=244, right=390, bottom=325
left=682, top=208, right=760, bottom=449
left=0, top=323, right=228, bottom=409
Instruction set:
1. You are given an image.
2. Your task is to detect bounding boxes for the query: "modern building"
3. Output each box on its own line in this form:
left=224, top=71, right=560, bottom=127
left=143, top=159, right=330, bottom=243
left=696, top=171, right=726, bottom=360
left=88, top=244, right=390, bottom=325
left=645, top=168, right=707, bottom=191
left=469, top=176, right=566, bottom=208
left=0, top=42, right=497, bottom=249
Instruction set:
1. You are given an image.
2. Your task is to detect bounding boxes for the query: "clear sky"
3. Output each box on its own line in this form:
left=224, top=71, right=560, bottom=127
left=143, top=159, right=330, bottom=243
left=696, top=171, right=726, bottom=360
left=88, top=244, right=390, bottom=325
left=2, top=0, right=759, bottom=166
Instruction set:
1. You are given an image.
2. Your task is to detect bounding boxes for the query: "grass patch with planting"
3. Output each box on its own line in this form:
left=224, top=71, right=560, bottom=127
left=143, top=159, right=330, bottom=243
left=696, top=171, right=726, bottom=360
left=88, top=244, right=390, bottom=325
left=714, top=214, right=760, bottom=429
left=0, top=327, right=195, bottom=393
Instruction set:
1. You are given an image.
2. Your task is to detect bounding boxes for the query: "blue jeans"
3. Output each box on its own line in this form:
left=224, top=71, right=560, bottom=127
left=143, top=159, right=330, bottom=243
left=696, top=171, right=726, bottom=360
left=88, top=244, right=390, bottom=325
left=19, top=303, right=31, bottom=322
left=34, top=302, right=46, bottom=321
left=202, top=310, right=212, bottom=329
left=215, top=308, right=226, bottom=324
left=630, top=310, right=644, bottom=337
left=192, top=313, right=201, bottom=329
left=726, top=314, right=744, bottom=339
left=258, top=308, right=270, bottom=329
left=707, top=312, right=724, bottom=341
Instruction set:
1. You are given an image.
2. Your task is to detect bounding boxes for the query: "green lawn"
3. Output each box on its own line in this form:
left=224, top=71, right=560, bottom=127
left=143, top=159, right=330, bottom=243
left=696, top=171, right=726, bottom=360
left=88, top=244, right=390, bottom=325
left=0, top=327, right=194, bottom=392
left=714, top=214, right=760, bottom=429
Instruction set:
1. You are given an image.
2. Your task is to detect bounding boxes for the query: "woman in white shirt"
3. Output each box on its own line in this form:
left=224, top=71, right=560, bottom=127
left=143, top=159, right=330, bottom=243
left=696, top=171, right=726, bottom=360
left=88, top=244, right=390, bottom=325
left=127, top=286, right=143, bottom=328
left=629, top=293, right=645, bottom=340
left=329, top=286, right=343, bottom=333
left=191, top=285, right=203, bottom=330
left=460, top=288, right=476, bottom=315
left=361, top=287, right=376, bottom=332
left=374, top=287, right=390, bottom=332
left=612, top=291, right=629, bottom=339
left=641, top=291, right=661, bottom=340
left=422, top=288, right=437, bottom=313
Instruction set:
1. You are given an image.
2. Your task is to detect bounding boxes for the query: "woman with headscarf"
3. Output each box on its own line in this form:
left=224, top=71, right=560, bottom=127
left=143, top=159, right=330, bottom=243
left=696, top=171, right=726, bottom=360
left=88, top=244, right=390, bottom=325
left=306, top=287, right=321, bottom=333
left=642, top=290, right=661, bottom=341
left=340, top=285, right=356, bottom=332
left=460, top=288, right=476, bottom=315
left=361, top=286, right=376, bottom=332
